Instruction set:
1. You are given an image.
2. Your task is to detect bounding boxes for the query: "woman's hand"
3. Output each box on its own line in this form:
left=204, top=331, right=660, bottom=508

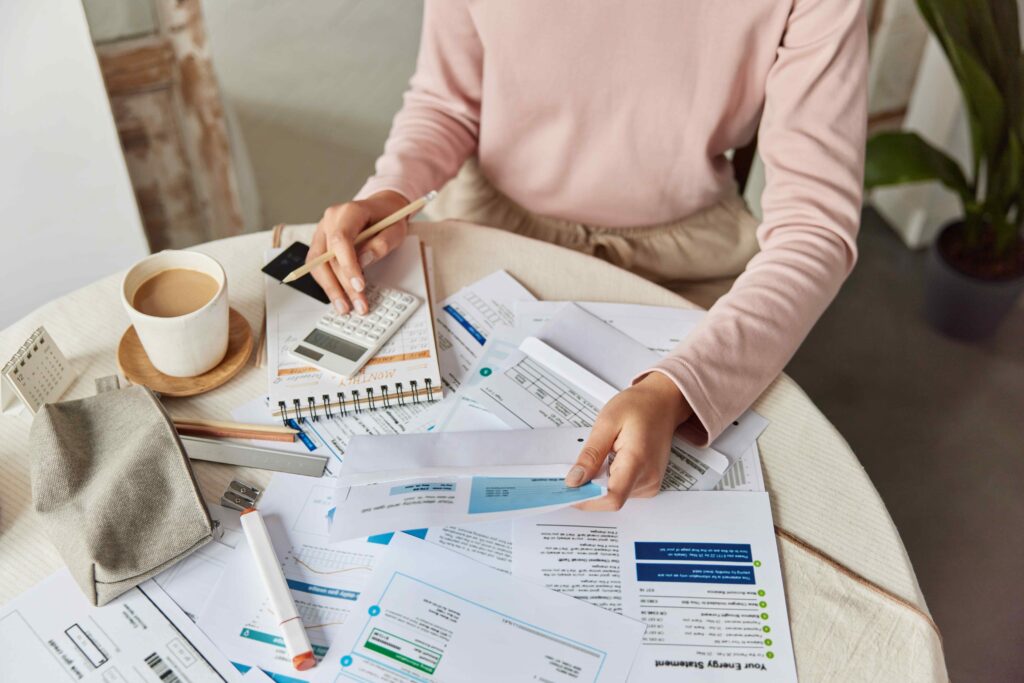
left=308, top=190, right=411, bottom=315
left=566, top=372, right=692, bottom=510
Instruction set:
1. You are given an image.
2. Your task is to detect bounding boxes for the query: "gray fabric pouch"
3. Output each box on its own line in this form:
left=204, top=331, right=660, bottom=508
left=29, top=382, right=212, bottom=606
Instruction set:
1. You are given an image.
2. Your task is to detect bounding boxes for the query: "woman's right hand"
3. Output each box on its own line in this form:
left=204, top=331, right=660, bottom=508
left=308, top=190, right=411, bottom=315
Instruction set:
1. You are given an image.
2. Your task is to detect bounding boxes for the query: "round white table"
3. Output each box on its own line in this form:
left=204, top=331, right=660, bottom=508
left=0, top=222, right=947, bottom=681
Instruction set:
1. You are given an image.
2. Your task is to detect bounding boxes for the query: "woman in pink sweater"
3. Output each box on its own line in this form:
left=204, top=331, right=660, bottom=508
left=308, top=1, right=868, bottom=508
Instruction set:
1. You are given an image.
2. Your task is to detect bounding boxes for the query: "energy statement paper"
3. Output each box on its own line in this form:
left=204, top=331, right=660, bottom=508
left=0, top=569, right=241, bottom=682
left=512, top=491, right=798, bottom=681
left=311, top=533, right=646, bottom=683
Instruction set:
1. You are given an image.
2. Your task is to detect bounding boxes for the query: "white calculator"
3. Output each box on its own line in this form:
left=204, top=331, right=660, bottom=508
left=289, top=284, right=421, bottom=378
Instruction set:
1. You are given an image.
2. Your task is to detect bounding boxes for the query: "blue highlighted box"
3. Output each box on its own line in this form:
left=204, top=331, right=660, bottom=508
left=467, top=477, right=601, bottom=514
left=239, top=629, right=329, bottom=657
left=636, top=563, right=756, bottom=585
left=443, top=305, right=486, bottom=345
left=286, top=579, right=359, bottom=601
left=286, top=418, right=318, bottom=451
left=366, top=529, right=429, bottom=545
left=389, top=482, right=456, bottom=495
left=634, top=541, right=752, bottom=563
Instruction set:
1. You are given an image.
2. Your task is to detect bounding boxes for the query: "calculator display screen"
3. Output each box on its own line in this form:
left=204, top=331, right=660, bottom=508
left=304, top=328, right=367, bottom=361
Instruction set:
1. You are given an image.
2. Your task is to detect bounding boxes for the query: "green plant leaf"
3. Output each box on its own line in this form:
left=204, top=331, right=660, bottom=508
left=917, top=0, right=1008, bottom=170
left=865, top=132, right=973, bottom=202
left=986, top=0, right=1021, bottom=62
left=989, top=131, right=1023, bottom=219
left=965, top=0, right=1008, bottom=85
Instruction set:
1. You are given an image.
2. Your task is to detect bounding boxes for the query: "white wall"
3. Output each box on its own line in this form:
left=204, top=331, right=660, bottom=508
left=871, top=37, right=971, bottom=247
left=202, top=0, right=423, bottom=227
left=0, top=0, right=149, bottom=327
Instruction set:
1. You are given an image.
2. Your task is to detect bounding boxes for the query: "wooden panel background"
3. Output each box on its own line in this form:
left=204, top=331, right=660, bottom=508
left=93, top=0, right=244, bottom=251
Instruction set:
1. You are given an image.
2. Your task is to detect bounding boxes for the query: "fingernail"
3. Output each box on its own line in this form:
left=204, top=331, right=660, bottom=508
left=565, top=465, right=587, bottom=487
left=350, top=277, right=365, bottom=293
left=355, top=300, right=369, bottom=315
left=333, top=299, right=349, bottom=314
left=359, top=252, right=375, bottom=268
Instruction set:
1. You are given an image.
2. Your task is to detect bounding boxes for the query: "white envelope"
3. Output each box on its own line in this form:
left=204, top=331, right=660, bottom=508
left=534, top=304, right=768, bottom=462
left=338, top=426, right=595, bottom=487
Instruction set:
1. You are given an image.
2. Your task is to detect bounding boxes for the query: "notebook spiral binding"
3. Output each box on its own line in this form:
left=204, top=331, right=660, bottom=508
left=275, top=378, right=439, bottom=424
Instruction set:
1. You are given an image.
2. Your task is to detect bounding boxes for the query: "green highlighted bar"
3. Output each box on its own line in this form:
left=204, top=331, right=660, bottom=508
left=364, top=628, right=441, bottom=675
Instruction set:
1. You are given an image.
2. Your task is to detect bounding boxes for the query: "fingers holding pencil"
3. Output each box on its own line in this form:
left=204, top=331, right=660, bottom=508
left=297, top=190, right=436, bottom=315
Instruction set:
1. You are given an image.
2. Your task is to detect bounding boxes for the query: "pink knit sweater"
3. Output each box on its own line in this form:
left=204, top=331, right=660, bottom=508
left=359, top=0, right=868, bottom=445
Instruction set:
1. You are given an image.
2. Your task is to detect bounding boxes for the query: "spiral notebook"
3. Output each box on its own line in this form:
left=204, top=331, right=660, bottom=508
left=264, top=235, right=442, bottom=422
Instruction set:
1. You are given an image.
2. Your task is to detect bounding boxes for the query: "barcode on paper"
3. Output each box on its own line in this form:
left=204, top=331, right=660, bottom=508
left=144, top=652, right=181, bottom=683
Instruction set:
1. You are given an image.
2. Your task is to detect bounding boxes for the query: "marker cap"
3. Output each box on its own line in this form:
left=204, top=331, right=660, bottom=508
left=293, top=651, right=316, bottom=671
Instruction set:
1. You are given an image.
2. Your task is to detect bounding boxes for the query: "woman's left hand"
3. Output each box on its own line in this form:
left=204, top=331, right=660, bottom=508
left=565, top=372, right=692, bottom=510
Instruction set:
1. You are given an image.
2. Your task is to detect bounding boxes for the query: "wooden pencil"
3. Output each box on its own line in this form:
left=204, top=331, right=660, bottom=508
left=282, top=190, right=437, bottom=283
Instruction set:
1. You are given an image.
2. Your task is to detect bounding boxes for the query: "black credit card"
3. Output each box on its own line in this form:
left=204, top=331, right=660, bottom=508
left=261, top=241, right=330, bottom=304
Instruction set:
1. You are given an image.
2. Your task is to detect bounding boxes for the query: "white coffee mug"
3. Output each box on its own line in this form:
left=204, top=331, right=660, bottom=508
left=121, top=250, right=229, bottom=377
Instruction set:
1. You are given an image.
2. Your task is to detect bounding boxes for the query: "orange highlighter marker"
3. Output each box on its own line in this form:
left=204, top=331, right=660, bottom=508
left=239, top=507, right=316, bottom=672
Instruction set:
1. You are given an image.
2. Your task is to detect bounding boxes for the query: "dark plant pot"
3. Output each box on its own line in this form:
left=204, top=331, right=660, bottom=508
left=924, top=221, right=1024, bottom=340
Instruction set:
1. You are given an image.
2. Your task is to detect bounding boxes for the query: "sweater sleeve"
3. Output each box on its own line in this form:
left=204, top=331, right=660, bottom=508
left=639, top=0, right=868, bottom=446
left=357, top=0, right=482, bottom=202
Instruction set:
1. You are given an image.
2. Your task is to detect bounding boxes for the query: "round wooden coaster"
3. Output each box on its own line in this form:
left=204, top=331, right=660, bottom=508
left=118, top=308, right=254, bottom=397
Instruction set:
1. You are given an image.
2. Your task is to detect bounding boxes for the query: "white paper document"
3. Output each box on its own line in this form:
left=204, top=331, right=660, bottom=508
left=0, top=569, right=241, bottom=682
left=434, top=270, right=536, bottom=392
left=329, top=428, right=605, bottom=541
left=233, top=394, right=430, bottom=477
left=198, top=475, right=390, bottom=681
left=716, top=444, right=765, bottom=492
left=514, top=302, right=767, bottom=493
left=515, top=300, right=707, bottom=354
left=155, top=503, right=244, bottom=621
left=513, top=492, right=798, bottom=681
left=311, top=534, right=646, bottom=683
left=422, top=520, right=514, bottom=573
left=468, top=334, right=734, bottom=490
left=403, top=323, right=529, bottom=434
left=535, top=304, right=768, bottom=460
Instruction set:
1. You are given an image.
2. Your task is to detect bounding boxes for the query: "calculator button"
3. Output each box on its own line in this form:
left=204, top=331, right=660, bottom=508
left=343, top=324, right=357, bottom=333
left=367, top=333, right=380, bottom=341
left=360, top=321, right=373, bottom=330
left=394, top=304, right=407, bottom=312
left=319, top=315, right=333, bottom=325
left=385, top=310, right=399, bottom=321
left=367, top=313, right=381, bottom=323
left=400, top=294, right=414, bottom=304
left=373, top=325, right=386, bottom=334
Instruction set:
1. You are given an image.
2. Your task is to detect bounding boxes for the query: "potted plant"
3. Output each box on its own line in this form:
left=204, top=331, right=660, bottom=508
left=865, top=0, right=1023, bottom=340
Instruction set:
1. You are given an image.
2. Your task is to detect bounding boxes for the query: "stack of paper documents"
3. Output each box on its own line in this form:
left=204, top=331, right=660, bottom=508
left=0, top=268, right=798, bottom=683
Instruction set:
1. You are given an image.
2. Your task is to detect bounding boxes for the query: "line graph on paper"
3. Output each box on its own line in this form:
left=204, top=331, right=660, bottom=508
left=294, top=599, right=350, bottom=633
left=288, top=545, right=376, bottom=577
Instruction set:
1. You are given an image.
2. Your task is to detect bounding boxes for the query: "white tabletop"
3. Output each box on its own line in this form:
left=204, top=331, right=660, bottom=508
left=0, top=221, right=947, bottom=681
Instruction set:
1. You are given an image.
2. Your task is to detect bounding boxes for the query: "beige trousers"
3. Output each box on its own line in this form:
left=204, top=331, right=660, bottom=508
left=427, top=160, right=761, bottom=308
